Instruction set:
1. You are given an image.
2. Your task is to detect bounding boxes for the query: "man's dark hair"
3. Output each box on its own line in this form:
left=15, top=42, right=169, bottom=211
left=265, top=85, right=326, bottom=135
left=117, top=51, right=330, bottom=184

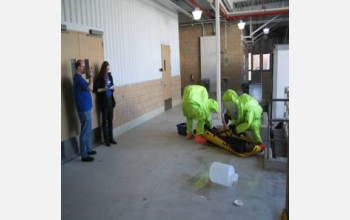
left=75, top=59, right=83, bottom=69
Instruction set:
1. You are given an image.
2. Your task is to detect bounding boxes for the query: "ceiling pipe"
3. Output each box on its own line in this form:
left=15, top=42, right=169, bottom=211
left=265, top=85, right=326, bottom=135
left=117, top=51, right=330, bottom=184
left=209, top=0, right=228, bottom=20
left=178, top=22, right=204, bottom=35
left=225, top=8, right=289, bottom=19
left=201, top=23, right=206, bottom=36
left=217, top=0, right=229, bottom=17
left=242, top=14, right=280, bottom=39
left=249, top=17, right=252, bottom=37
left=250, top=16, right=278, bottom=36
left=179, top=19, right=228, bottom=27
left=247, top=18, right=288, bottom=25
left=222, top=0, right=233, bottom=12
left=242, top=24, right=277, bottom=45
left=214, top=0, right=288, bottom=20
left=209, top=0, right=289, bottom=24
left=208, top=1, right=216, bottom=14
left=243, top=24, right=278, bottom=47
left=177, top=0, right=288, bottom=25
left=241, top=16, right=280, bottom=49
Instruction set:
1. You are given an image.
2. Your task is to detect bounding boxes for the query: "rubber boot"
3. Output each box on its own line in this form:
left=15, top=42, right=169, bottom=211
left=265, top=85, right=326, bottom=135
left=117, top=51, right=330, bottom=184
left=186, top=133, right=194, bottom=139
left=195, top=135, right=207, bottom=143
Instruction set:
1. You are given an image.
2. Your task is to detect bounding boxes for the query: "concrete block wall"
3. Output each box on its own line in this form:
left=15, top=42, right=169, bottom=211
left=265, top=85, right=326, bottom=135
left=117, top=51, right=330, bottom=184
left=179, top=25, right=202, bottom=87
left=171, top=75, right=182, bottom=105
left=112, top=76, right=181, bottom=128
left=113, top=80, right=163, bottom=127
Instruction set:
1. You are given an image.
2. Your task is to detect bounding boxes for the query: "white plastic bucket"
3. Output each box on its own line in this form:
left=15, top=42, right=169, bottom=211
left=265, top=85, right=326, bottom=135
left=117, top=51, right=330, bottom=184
left=209, top=162, right=238, bottom=187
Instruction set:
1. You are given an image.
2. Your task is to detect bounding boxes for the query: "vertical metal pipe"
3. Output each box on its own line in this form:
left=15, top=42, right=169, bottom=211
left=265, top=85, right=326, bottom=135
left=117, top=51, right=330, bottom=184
left=216, top=0, right=221, bottom=118
left=225, top=22, right=227, bottom=50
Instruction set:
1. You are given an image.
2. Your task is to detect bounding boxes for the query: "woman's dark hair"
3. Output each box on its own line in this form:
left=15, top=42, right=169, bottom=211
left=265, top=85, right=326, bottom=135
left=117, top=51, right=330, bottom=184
left=98, top=61, right=110, bottom=76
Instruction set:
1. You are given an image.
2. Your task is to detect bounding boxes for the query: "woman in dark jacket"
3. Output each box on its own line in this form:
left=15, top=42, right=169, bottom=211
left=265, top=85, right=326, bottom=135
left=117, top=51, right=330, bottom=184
left=93, top=61, right=117, bottom=146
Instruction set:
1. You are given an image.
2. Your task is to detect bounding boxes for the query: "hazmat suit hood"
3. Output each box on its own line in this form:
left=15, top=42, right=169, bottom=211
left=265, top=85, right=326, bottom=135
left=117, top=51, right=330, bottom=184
left=222, top=89, right=243, bottom=122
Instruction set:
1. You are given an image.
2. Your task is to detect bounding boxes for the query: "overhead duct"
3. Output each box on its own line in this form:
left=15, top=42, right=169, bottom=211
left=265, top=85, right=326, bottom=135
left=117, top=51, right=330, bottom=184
left=216, top=0, right=289, bottom=19
left=225, top=8, right=289, bottom=19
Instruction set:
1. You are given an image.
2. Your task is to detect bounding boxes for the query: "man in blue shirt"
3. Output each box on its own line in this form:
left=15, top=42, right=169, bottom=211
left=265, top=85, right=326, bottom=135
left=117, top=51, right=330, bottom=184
left=73, top=60, right=97, bottom=162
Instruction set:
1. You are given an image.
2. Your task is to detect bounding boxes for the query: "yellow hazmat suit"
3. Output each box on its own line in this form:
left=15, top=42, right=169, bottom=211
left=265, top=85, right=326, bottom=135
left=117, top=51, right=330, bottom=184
left=222, top=89, right=263, bottom=144
left=182, top=85, right=218, bottom=141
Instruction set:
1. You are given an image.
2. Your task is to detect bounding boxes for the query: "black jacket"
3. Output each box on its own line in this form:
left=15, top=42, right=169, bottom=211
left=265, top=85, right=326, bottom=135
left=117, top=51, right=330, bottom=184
left=93, top=72, right=116, bottom=111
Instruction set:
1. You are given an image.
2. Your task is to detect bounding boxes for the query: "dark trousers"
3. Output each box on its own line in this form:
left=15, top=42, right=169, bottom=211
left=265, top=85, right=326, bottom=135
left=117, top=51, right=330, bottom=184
left=224, top=114, right=238, bottom=135
left=224, top=113, right=231, bottom=124
left=101, top=96, right=114, bottom=143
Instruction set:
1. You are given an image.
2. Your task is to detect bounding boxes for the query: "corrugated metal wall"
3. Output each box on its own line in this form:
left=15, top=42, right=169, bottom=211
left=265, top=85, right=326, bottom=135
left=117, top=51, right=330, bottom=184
left=61, top=0, right=180, bottom=86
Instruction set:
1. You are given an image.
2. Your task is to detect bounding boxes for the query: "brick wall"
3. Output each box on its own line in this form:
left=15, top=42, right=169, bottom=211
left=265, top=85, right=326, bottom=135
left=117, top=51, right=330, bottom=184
left=112, top=75, right=181, bottom=128
left=171, top=75, right=181, bottom=104
left=179, top=23, right=244, bottom=92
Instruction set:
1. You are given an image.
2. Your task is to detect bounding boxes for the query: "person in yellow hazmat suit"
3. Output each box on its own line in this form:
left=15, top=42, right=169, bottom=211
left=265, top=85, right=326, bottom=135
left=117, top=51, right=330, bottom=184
left=221, top=89, right=264, bottom=145
left=221, top=89, right=242, bottom=130
left=182, top=85, right=218, bottom=143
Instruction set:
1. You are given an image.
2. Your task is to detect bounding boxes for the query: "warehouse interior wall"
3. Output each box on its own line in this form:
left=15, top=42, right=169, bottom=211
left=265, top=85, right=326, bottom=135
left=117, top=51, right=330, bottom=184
left=61, top=0, right=288, bottom=163
left=61, top=0, right=182, bottom=163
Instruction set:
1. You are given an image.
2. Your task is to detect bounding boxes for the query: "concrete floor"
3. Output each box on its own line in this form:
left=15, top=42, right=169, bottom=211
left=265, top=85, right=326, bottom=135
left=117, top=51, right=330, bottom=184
left=61, top=104, right=287, bottom=220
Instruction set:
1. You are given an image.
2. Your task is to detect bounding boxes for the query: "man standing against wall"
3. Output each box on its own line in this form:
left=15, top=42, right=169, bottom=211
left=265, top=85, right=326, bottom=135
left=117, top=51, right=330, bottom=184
left=73, top=60, right=97, bottom=162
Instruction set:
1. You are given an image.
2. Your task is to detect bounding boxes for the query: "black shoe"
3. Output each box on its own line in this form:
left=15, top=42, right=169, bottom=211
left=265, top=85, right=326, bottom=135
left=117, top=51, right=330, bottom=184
left=110, top=139, right=117, bottom=144
left=88, top=150, right=97, bottom=155
left=105, top=142, right=110, bottom=146
left=81, top=156, right=94, bottom=162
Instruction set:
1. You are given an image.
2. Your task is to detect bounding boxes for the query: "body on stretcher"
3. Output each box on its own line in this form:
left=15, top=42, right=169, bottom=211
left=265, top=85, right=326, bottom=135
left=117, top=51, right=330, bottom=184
left=203, top=126, right=265, bottom=157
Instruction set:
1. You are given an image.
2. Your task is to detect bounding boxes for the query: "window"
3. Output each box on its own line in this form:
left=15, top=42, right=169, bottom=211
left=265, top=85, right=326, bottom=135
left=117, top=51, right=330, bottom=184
left=262, top=53, right=270, bottom=70
left=248, top=53, right=271, bottom=71
left=253, top=54, right=260, bottom=70
left=247, top=52, right=271, bottom=81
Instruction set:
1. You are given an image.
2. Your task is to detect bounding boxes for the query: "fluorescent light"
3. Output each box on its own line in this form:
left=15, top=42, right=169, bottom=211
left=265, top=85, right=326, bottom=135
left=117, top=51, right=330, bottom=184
left=263, top=27, right=269, bottom=34
left=192, top=7, right=202, bottom=20
left=238, top=20, right=245, bottom=30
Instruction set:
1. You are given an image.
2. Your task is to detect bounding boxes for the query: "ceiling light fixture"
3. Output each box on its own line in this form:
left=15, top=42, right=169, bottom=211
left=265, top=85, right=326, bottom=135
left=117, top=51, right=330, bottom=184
left=238, top=20, right=245, bottom=30
left=192, top=7, right=202, bottom=20
left=263, top=27, right=269, bottom=35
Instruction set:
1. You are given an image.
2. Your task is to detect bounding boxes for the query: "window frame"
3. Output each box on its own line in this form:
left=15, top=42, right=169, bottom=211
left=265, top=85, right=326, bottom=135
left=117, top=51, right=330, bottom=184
left=247, top=52, right=271, bottom=82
